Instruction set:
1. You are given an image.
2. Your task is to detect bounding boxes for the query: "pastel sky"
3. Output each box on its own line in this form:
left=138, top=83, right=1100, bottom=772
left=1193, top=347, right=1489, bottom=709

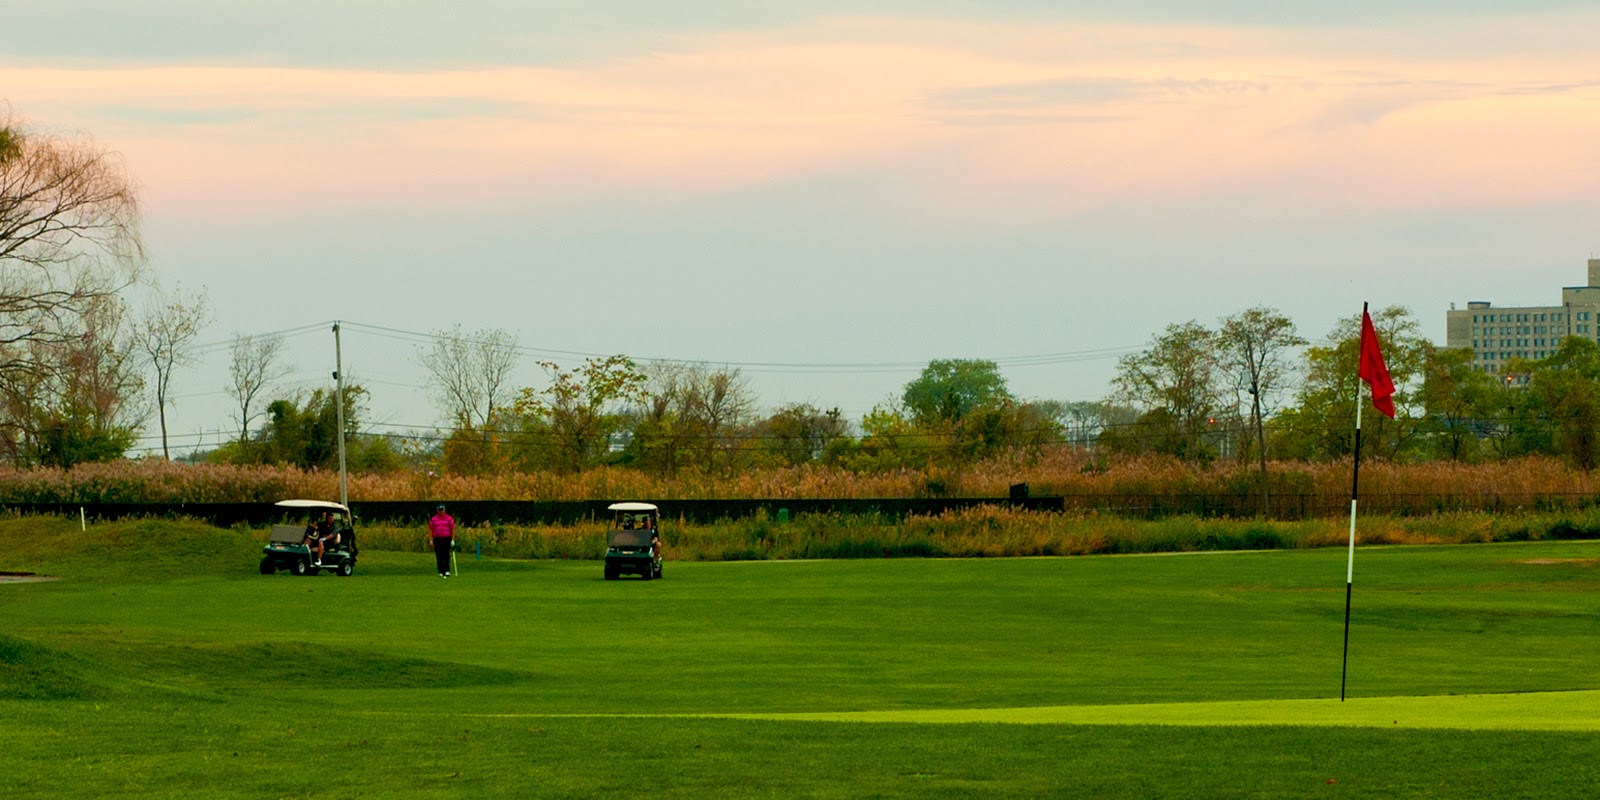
left=6, top=2, right=1599, bottom=454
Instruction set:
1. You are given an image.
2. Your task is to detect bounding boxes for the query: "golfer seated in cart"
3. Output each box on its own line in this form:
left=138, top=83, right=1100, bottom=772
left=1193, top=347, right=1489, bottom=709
left=604, top=502, right=663, bottom=581
left=260, top=499, right=358, bottom=577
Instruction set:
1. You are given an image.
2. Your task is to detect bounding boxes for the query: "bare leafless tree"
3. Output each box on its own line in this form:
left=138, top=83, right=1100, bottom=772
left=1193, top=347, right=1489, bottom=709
left=227, top=333, right=288, bottom=449
left=1, top=108, right=145, bottom=448
left=1216, top=307, right=1305, bottom=515
left=684, top=366, right=754, bottom=471
left=415, top=325, right=519, bottom=431
left=631, top=363, right=754, bottom=473
left=137, top=285, right=210, bottom=459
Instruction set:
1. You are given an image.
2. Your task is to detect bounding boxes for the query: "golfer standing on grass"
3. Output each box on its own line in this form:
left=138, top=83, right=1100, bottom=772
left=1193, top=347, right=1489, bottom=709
left=428, top=504, right=455, bottom=578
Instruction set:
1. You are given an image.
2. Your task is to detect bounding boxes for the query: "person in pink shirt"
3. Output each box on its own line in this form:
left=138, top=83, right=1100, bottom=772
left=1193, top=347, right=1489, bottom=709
left=428, top=504, right=455, bottom=577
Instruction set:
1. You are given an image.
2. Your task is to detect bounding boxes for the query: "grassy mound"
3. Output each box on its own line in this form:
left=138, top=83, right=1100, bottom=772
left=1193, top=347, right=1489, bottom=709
left=0, top=634, right=103, bottom=701
left=0, top=515, right=262, bottom=580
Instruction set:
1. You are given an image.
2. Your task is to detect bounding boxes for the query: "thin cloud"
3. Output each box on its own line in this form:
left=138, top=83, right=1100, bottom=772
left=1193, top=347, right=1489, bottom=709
left=935, top=77, right=1269, bottom=110
left=3, top=11, right=1596, bottom=220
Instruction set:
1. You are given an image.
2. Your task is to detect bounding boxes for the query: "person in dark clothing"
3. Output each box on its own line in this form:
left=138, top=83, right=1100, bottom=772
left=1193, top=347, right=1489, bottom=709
left=428, top=504, right=455, bottom=577
left=303, top=511, right=337, bottom=567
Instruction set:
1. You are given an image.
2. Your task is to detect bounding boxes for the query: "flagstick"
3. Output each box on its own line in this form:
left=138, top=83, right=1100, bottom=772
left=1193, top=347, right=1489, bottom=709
left=1341, top=305, right=1367, bottom=703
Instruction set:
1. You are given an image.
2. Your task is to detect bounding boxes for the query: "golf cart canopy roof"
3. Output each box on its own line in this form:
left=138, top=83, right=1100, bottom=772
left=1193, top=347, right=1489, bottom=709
left=274, top=499, right=350, bottom=513
left=606, top=502, right=658, bottom=512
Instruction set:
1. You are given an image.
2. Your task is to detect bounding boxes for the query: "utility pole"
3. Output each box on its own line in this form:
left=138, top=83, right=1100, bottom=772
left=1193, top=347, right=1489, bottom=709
left=333, top=321, right=348, bottom=509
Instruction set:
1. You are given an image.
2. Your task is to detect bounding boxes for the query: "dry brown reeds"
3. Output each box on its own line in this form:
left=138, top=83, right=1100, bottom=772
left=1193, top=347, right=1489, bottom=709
left=2, top=454, right=1598, bottom=517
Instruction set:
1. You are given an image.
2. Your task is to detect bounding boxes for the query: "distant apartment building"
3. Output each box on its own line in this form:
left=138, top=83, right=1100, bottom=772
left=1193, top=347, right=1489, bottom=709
left=1445, top=258, right=1600, bottom=373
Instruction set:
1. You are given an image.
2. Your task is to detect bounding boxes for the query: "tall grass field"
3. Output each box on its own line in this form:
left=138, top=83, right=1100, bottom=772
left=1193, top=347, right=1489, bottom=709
left=4, top=453, right=1597, bottom=510
left=1, top=515, right=1597, bottom=798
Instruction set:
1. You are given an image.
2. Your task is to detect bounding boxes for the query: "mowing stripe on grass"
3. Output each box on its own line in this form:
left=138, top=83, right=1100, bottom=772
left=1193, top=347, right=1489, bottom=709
left=365, top=690, right=1600, bottom=731
left=712, top=689, right=1600, bottom=730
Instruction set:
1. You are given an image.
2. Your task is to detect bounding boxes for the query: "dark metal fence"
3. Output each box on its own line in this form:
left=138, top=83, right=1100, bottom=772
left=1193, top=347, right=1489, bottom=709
left=4, top=491, right=1599, bottom=527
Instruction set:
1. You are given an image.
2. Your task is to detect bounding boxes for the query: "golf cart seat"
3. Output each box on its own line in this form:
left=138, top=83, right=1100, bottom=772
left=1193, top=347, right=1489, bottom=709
left=608, top=529, right=652, bottom=549
left=269, top=525, right=306, bottom=545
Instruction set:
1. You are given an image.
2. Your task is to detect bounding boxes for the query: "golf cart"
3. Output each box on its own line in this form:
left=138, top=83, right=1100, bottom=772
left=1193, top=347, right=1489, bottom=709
left=604, top=502, right=662, bottom=581
left=260, top=499, right=358, bottom=577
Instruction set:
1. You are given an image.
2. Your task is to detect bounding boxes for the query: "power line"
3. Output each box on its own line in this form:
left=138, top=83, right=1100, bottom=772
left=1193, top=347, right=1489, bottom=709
left=338, top=320, right=1144, bottom=374
left=191, top=322, right=332, bottom=356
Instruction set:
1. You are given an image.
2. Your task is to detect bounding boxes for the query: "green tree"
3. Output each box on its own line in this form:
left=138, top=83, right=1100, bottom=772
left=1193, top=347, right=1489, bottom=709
left=1510, top=338, right=1600, bottom=469
left=514, top=355, right=646, bottom=473
left=1273, top=306, right=1427, bottom=461
left=252, top=386, right=367, bottom=470
left=757, top=403, right=849, bottom=467
left=1419, top=344, right=1499, bottom=461
left=902, top=359, right=1013, bottom=425
left=849, top=400, right=929, bottom=470
left=1112, top=321, right=1221, bottom=460
left=889, top=359, right=1064, bottom=466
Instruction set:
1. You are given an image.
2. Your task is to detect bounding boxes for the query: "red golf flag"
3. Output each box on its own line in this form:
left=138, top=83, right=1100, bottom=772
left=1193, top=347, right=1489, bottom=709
left=1358, top=308, right=1396, bottom=419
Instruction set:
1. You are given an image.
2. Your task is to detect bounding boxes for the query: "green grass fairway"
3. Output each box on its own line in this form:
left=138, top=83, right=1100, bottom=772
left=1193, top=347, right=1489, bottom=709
left=2, top=516, right=1598, bottom=798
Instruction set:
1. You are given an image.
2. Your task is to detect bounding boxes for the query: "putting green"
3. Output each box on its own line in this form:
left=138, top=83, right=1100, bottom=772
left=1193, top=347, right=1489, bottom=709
left=711, top=689, right=1600, bottom=730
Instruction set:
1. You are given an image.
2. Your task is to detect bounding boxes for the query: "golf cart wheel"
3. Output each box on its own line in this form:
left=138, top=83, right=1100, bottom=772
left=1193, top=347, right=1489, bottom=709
left=290, top=559, right=310, bottom=576
left=640, top=565, right=653, bottom=581
left=604, top=567, right=617, bottom=581
left=336, top=559, right=354, bottom=577
left=259, top=559, right=275, bottom=575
